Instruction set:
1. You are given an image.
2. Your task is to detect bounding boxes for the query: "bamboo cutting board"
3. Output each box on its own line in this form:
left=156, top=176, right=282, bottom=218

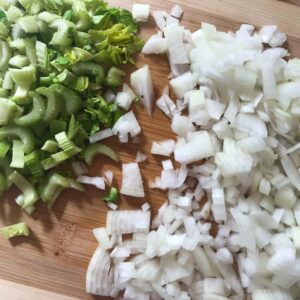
left=1, top=0, right=300, bottom=299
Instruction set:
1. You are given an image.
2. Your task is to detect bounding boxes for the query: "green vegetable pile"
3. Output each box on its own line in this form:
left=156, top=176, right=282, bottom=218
left=0, top=0, right=144, bottom=220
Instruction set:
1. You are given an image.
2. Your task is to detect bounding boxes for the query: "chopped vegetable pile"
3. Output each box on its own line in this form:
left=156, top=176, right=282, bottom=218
left=86, top=3, right=300, bottom=300
left=0, top=0, right=144, bottom=221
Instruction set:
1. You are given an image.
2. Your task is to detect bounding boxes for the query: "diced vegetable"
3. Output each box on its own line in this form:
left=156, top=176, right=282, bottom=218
left=1, top=222, right=30, bottom=239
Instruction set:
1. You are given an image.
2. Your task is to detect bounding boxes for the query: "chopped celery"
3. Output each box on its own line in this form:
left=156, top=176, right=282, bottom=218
left=41, top=140, right=59, bottom=153
left=39, top=173, right=84, bottom=208
left=9, top=171, right=39, bottom=208
left=0, top=142, right=10, bottom=158
left=14, top=92, right=46, bottom=127
left=0, top=0, right=143, bottom=216
left=0, top=98, right=18, bottom=126
left=25, top=151, right=44, bottom=178
left=1, top=222, right=30, bottom=239
left=105, top=67, right=126, bottom=88
left=0, top=126, right=35, bottom=153
left=103, top=187, right=118, bottom=203
left=10, top=140, right=25, bottom=169
left=55, top=131, right=81, bottom=155
left=36, top=86, right=63, bottom=122
left=84, top=144, right=120, bottom=166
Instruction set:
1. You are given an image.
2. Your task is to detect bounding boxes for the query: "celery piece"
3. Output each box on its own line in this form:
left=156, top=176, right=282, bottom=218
left=41, top=140, right=59, bottom=153
left=41, top=157, right=60, bottom=170
left=1, top=222, right=30, bottom=240
left=9, top=55, right=29, bottom=68
left=74, top=31, right=92, bottom=48
left=70, top=76, right=89, bottom=92
left=36, top=86, right=63, bottom=122
left=0, top=142, right=10, bottom=159
left=25, top=151, right=44, bottom=178
left=18, top=16, right=39, bottom=33
left=0, top=88, right=9, bottom=98
left=10, top=140, right=25, bottom=169
left=84, top=143, right=120, bottom=166
left=0, top=126, right=35, bottom=153
left=72, top=61, right=105, bottom=83
left=24, top=38, right=37, bottom=66
left=35, top=41, right=48, bottom=69
left=8, top=171, right=39, bottom=208
left=0, top=98, right=18, bottom=126
left=14, top=92, right=46, bottom=127
left=103, top=187, right=118, bottom=203
left=52, top=84, right=81, bottom=115
left=57, top=69, right=77, bottom=85
left=72, top=0, right=91, bottom=31
left=15, top=195, right=35, bottom=215
left=6, top=6, right=24, bottom=22
left=51, top=151, right=69, bottom=163
left=0, top=41, right=11, bottom=71
left=105, top=67, right=126, bottom=88
left=55, top=131, right=81, bottom=155
left=40, top=173, right=84, bottom=208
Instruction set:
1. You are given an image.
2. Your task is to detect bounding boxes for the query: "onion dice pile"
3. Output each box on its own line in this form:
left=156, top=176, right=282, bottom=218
left=86, top=4, right=300, bottom=300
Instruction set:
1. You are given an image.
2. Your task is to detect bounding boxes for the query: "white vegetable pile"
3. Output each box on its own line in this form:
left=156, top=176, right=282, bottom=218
left=86, top=4, right=300, bottom=300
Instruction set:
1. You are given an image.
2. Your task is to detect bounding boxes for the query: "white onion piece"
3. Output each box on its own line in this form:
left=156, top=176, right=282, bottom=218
left=163, top=23, right=189, bottom=65
left=135, top=151, right=147, bottom=163
left=132, top=4, right=150, bottom=22
left=174, top=131, right=216, bottom=164
left=106, top=210, right=150, bottom=235
left=89, top=128, right=114, bottom=144
left=151, top=139, right=175, bottom=157
left=152, top=11, right=166, bottom=31
left=130, top=65, right=154, bottom=115
left=120, top=163, right=144, bottom=197
left=142, top=34, right=167, bottom=54
left=115, top=92, right=133, bottom=111
left=112, top=111, right=141, bottom=138
left=77, top=175, right=105, bottom=190
left=170, top=5, right=183, bottom=19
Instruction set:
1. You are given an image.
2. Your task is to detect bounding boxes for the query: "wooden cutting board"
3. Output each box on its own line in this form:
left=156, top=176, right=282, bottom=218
left=1, top=0, right=300, bottom=299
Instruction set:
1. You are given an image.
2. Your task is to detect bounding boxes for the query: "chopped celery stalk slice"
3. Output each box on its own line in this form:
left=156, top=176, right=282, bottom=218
left=0, top=41, right=11, bottom=72
left=41, top=157, right=60, bottom=170
left=0, top=98, right=18, bottom=126
left=24, top=38, right=37, bottom=66
left=0, top=125, right=35, bottom=153
left=72, top=62, right=105, bottom=81
left=40, top=173, right=84, bottom=208
left=0, top=142, right=10, bottom=159
left=36, top=86, right=63, bottom=122
left=57, top=69, right=77, bottom=85
left=51, top=151, right=69, bottom=163
left=25, top=151, right=44, bottom=178
left=41, top=140, right=59, bottom=153
left=9, top=55, right=29, bottom=68
left=72, top=0, right=91, bottom=31
left=70, top=76, right=89, bottom=92
left=1, top=222, right=30, bottom=239
left=14, top=92, right=46, bottom=127
left=8, top=171, right=39, bottom=208
left=16, top=195, right=36, bottom=215
left=55, top=131, right=81, bottom=155
left=84, top=143, right=120, bottom=166
left=18, top=16, right=39, bottom=33
left=0, top=88, right=9, bottom=98
left=36, top=41, right=48, bottom=69
left=105, top=67, right=126, bottom=88
left=51, top=84, right=81, bottom=115
left=103, top=187, right=118, bottom=203
left=6, top=6, right=24, bottom=22
left=10, top=140, right=25, bottom=169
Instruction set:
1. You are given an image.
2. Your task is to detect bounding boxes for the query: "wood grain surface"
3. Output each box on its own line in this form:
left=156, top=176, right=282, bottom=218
left=1, top=0, right=300, bottom=299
